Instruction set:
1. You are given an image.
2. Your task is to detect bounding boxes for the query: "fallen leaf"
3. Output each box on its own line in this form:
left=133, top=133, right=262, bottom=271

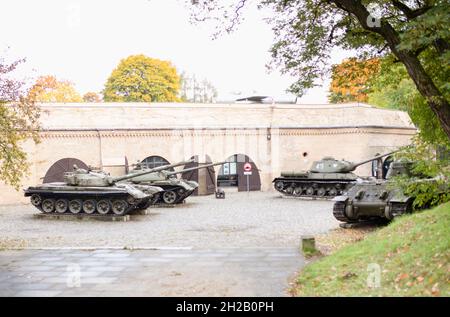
left=395, top=273, right=409, bottom=282
left=431, top=283, right=440, bottom=296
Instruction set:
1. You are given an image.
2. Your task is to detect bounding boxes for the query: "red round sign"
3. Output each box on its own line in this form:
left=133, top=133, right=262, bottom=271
left=243, top=162, right=252, bottom=172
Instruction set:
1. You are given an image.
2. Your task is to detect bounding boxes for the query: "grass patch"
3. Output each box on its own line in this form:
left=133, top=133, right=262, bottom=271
left=293, top=202, right=450, bottom=296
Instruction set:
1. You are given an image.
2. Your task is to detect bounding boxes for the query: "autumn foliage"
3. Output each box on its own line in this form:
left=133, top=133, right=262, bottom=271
left=82, top=92, right=102, bottom=103
left=28, top=75, right=82, bottom=103
left=329, top=58, right=381, bottom=103
left=103, top=55, right=181, bottom=102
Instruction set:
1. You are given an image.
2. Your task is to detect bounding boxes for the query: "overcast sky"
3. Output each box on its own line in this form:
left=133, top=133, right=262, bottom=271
left=1, top=0, right=352, bottom=103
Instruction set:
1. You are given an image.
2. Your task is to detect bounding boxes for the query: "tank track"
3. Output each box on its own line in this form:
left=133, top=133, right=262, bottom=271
left=389, top=201, right=413, bottom=218
left=273, top=178, right=355, bottom=198
left=28, top=192, right=148, bottom=216
left=332, top=201, right=352, bottom=222
left=153, top=186, right=195, bottom=205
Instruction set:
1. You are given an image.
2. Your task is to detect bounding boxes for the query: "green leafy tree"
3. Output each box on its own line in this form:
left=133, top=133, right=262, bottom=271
left=28, top=75, right=82, bottom=102
left=369, top=54, right=449, bottom=144
left=0, top=57, right=40, bottom=189
left=103, top=55, right=181, bottom=102
left=189, top=0, right=450, bottom=140
left=390, top=137, right=450, bottom=209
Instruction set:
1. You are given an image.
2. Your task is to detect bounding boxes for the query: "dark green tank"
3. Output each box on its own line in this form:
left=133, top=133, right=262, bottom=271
left=273, top=151, right=397, bottom=198
left=332, top=160, right=445, bottom=223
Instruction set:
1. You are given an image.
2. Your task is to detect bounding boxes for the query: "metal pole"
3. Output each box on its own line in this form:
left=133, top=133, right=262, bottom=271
left=247, top=174, right=249, bottom=193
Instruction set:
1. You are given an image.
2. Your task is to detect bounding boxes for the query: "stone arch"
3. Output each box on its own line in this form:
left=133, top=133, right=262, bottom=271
left=217, top=154, right=261, bottom=191
left=43, top=158, right=89, bottom=183
left=139, top=155, right=174, bottom=171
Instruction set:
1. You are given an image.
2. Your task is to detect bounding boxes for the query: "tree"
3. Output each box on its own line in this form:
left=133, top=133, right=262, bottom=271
left=189, top=0, right=450, bottom=140
left=179, top=72, right=218, bottom=103
left=28, top=75, right=82, bottom=102
left=82, top=92, right=102, bottom=103
left=0, top=57, right=40, bottom=189
left=103, top=54, right=181, bottom=102
left=329, top=57, right=380, bottom=103
left=368, top=55, right=448, bottom=145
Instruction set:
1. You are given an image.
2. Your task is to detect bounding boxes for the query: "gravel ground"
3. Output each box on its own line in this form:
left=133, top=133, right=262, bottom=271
left=0, top=192, right=339, bottom=249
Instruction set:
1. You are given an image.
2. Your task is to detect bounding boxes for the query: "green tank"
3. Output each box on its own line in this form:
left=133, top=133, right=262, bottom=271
left=333, top=160, right=421, bottom=223
left=23, top=162, right=184, bottom=216
left=127, top=161, right=225, bottom=204
left=273, top=151, right=397, bottom=198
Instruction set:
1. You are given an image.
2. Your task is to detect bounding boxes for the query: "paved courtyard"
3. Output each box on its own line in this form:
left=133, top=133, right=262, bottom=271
left=0, top=248, right=301, bottom=296
left=0, top=192, right=338, bottom=296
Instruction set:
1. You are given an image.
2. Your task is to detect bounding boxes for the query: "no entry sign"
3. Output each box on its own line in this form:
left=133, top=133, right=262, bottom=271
left=243, top=163, right=252, bottom=192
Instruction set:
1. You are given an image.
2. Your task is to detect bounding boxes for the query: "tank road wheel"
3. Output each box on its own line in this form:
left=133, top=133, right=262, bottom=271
left=274, top=181, right=284, bottom=191
left=41, top=199, right=56, bottom=213
left=328, top=187, right=338, bottom=197
left=30, top=194, right=42, bottom=207
left=69, top=199, right=82, bottom=214
left=96, top=200, right=111, bottom=215
left=55, top=199, right=69, bottom=213
left=112, top=200, right=128, bottom=215
left=285, top=186, right=294, bottom=195
left=306, top=187, right=314, bottom=196
left=162, top=191, right=177, bottom=204
left=82, top=200, right=96, bottom=214
left=293, top=187, right=303, bottom=197
left=317, top=187, right=326, bottom=197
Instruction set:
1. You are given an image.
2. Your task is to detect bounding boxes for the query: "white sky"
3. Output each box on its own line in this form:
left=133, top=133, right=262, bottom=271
left=1, top=0, right=352, bottom=103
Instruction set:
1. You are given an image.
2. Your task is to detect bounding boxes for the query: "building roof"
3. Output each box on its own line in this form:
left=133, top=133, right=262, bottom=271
left=38, top=102, right=416, bottom=130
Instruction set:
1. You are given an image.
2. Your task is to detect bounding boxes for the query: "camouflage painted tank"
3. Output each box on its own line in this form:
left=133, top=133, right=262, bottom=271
left=23, top=163, right=184, bottom=216
left=273, top=151, right=397, bottom=198
left=333, top=160, right=417, bottom=223
left=128, top=161, right=225, bottom=204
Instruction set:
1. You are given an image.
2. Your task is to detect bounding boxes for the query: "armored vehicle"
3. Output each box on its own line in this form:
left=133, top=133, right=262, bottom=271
left=24, top=162, right=186, bottom=216
left=333, top=160, right=418, bottom=223
left=128, top=161, right=225, bottom=204
left=273, top=151, right=397, bottom=198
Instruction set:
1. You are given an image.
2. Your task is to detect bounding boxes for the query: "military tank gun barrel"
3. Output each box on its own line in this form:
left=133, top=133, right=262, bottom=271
left=112, top=159, right=194, bottom=183
left=345, top=150, right=399, bottom=172
left=165, top=162, right=226, bottom=177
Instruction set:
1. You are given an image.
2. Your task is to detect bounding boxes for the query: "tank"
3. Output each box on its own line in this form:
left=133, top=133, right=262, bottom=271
left=127, top=161, right=225, bottom=204
left=333, top=160, right=418, bottom=223
left=23, top=161, right=188, bottom=216
left=272, top=151, right=397, bottom=198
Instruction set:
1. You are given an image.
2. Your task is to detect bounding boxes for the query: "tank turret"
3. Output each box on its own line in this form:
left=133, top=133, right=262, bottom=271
left=309, top=151, right=398, bottom=173
left=273, top=150, right=398, bottom=198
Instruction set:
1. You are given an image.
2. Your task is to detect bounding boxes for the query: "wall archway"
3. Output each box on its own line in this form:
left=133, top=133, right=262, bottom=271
left=217, top=154, right=261, bottom=191
left=139, top=155, right=174, bottom=171
left=43, top=158, right=89, bottom=183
